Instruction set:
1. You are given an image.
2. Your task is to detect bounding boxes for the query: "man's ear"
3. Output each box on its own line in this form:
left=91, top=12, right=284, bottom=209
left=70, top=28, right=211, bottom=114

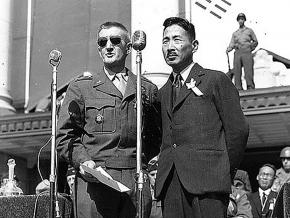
left=256, top=175, right=259, bottom=181
left=192, top=40, right=199, bottom=53
left=126, top=42, right=132, bottom=54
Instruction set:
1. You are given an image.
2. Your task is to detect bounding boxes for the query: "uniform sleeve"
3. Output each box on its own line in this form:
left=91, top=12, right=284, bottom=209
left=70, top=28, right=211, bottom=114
left=142, top=84, right=162, bottom=162
left=56, top=81, right=91, bottom=168
left=213, top=73, right=249, bottom=177
left=227, top=33, right=236, bottom=52
left=250, top=29, right=258, bottom=51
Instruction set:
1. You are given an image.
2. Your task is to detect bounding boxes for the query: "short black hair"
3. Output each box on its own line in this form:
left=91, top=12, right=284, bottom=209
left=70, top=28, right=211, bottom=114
left=97, top=21, right=130, bottom=43
left=163, top=17, right=196, bottom=41
left=260, top=163, right=276, bottom=175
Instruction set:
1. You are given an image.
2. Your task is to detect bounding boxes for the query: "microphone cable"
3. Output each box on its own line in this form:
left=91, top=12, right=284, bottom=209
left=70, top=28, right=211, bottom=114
left=37, top=136, right=52, bottom=181
left=32, top=136, right=52, bottom=218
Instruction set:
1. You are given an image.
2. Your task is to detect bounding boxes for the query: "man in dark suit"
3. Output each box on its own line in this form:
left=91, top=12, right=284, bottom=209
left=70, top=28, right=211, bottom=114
left=155, top=17, right=249, bottom=218
left=57, top=21, right=160, bottom=218
left=249, top=164, right=278, bottom=218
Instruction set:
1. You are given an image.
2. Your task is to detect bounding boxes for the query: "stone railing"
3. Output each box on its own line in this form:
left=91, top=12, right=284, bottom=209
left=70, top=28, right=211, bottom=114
left=0, top=112, right=51, bottom=138
left=240, top=86, right=290, bottom=115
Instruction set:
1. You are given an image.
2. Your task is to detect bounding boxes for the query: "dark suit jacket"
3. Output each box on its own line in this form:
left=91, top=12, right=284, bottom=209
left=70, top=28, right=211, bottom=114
left=249, top=190, right=278, bottom=218
left=155, top=63, right=249, bottom=198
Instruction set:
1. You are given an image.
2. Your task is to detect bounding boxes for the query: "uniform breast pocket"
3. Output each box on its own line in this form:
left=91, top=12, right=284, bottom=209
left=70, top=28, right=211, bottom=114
left=85, top=98, right=116, bottom=134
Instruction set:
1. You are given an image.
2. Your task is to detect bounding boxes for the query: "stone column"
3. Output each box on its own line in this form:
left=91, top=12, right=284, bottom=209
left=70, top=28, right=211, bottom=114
left=0, top=0, right=15, bottom=115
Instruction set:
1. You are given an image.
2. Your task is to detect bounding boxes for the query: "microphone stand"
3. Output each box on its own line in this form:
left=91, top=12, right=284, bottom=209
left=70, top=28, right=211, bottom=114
left=135, top=50, right=144, bottom=218
left=49, top=56, right=61, bottom=218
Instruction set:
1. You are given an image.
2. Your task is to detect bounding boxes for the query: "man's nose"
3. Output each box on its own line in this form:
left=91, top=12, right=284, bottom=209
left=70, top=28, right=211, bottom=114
left=106, top=40, right=114, bottom=51
left=167, top=40, right=176, bottom=50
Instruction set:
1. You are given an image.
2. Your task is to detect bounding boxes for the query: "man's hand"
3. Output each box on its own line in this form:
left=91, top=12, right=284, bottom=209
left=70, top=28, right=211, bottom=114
left=79, top=160, right=99, bottom=183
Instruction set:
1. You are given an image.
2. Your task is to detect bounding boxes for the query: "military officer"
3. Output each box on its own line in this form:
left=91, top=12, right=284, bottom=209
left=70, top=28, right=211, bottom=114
left=57, top=21, right=160, bottom=218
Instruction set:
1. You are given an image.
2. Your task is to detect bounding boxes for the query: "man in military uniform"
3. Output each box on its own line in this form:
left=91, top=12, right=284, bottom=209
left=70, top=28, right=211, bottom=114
left=272, top=147, right=290, bottom=192
left=57, top=21, right=160, bottom=218
left=226, top=13, right=258, bottom=90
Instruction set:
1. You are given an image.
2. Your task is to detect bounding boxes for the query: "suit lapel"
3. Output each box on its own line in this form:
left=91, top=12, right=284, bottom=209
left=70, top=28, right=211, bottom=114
left=172, top=63, right=205, bottom=111
left=162, top=77, right=173, bottom=120
left=262, top=191, right=277, bottom=215
left=92, top=68, right=123, bottom=99
left=252, top=192, right=263, bottom=216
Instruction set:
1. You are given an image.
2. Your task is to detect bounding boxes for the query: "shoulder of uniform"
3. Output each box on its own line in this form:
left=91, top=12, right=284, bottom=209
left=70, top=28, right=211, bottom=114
left=141, top=76, right=156, bottom=86
left=234, top=29, right=239, bottom=34
left=74, top=71, right=93, bottom=82
left=246, top=26, right=254, bottom=32
left=276, top=168, right=284, bottom=174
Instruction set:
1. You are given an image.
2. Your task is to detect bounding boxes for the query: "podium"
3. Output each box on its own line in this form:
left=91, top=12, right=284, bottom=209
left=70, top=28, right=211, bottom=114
left=272, top=183, right=290, bottom=218
left=0, top=193, right=72, bottom=218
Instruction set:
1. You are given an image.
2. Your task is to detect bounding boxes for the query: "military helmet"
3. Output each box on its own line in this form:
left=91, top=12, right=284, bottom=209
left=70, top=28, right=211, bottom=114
left=237, top=13, right=246, bottom=21
left=280, top=147, right=290, bottom=158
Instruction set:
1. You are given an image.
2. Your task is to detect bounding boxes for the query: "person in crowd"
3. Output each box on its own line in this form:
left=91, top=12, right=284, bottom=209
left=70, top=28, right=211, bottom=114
left=56, top=21, right=161, bottom=218
left=35, top=179, right=50, bottom=195
left=272, top=146, right=290, bottom=192
left=226, top=13, right=258, bottom=90
left=155, top=16, right=249, bottom=218
left=66, top=166, right=76, bottom=195
left=147, top=156, right=162, bottom=218
left=234, top=169, right=252, bottom=196
left=228, top=170, right=253, bottom=218
left=248, top=164, right=278, bottom=218
left=228, top=186, right=253, bottom=218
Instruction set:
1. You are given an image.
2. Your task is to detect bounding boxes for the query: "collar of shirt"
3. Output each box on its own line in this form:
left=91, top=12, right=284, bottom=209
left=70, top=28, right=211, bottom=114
left=172, top=62, right=195, bottom=85
left=259, top=187, right=271, bottom=200
left=103, top=67, right=128, bottom=82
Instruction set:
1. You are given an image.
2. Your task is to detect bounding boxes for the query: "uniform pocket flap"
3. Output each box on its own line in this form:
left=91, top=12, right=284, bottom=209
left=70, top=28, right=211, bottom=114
left=86, top=98, right=115, bottom=110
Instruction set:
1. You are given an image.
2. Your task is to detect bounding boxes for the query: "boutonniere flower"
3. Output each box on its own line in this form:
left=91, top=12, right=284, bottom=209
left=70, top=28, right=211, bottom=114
left=269, top=198, right=275, bottom=210
left=186, top=78, right=203, bottom=96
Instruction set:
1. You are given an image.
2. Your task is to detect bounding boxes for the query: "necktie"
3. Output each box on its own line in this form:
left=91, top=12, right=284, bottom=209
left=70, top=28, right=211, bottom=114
left=262, top=192, right=267, bottom=205
left=172, top=73, right=182, bottom=104
left=113, top=73, right=127, bottom=96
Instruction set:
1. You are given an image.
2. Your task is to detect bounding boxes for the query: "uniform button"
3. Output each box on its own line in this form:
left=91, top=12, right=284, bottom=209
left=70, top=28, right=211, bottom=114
left=95, top=114, right=104, bottom=124
left=173, top=143, right=177, bottom=148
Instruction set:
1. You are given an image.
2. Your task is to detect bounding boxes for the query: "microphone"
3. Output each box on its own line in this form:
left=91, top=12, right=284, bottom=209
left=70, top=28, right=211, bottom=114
left=132, top=30, right=146, bottom=51
left=49, top=49, right=62, bottom=63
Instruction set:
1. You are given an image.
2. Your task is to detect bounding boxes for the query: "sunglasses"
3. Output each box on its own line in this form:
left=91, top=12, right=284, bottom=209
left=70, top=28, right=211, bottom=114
left=97, top=36, right=122, bottom=47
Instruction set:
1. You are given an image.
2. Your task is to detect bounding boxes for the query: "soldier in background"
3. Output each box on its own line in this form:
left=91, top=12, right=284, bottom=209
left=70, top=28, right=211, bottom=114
left=272, top=147, right=290, bottom=192
left=226, top=13, right=258, bottom=90
left=228, top=170, right=253, bottom=218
